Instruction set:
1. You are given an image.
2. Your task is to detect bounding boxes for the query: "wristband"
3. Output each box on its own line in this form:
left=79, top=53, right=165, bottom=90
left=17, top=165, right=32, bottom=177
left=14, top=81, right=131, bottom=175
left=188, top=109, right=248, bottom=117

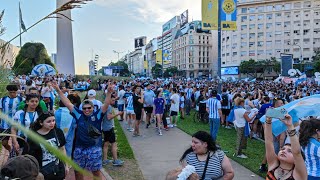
left=265, top=121, right=272, bottom=124
left=287, top=129, right=296, bottom=136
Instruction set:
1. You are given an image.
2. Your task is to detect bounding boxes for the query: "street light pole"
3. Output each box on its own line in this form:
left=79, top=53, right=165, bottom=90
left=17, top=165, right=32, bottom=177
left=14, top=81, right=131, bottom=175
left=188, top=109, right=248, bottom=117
left=293, top=44, right=303, bottom=71
left=217, top=1, right=222, bottom=94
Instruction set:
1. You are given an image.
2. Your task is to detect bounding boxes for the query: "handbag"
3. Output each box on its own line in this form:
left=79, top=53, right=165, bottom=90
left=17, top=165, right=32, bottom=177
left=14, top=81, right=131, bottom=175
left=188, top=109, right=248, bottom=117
left=84, top=117, right=101, bottom=139
left=201, top=151, right=211, bottom=180
left=40, top=129, right=65, bottom=179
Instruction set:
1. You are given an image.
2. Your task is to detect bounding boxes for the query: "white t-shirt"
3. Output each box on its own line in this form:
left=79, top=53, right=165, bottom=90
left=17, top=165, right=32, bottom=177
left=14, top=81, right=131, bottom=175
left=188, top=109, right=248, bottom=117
left=117, top=89, right=125, bottom=105
left=170, top=93, right=180, bottom=112
left=234, top=108, right=247, bottom=128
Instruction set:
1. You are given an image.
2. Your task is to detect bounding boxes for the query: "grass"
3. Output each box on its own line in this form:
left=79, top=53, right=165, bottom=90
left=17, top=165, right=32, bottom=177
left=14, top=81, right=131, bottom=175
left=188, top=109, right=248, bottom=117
left=177, top=110, right=266, bottom=178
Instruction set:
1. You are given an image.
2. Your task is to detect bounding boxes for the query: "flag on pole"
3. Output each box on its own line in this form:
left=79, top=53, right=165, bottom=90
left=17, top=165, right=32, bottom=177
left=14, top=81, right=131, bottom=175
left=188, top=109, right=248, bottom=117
left=260, top=94, right=320, bottom=136
left=19, top=2, right=27, bottom=32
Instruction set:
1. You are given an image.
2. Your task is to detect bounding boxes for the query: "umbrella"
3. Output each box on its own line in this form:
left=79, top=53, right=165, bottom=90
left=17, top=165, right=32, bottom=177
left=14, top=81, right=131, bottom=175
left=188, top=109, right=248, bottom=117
left=31, top=64, right=56, bottom=77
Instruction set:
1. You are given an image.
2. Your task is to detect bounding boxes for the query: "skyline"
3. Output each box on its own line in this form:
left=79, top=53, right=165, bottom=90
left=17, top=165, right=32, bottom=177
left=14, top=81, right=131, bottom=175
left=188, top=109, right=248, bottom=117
left=1, top=0, right=201, bottom=74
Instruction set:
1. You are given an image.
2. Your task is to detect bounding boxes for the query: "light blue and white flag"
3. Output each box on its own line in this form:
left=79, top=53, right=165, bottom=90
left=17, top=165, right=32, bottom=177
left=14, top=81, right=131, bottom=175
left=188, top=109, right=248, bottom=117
left=295, top=73, right=307, bottom=87
left=260, top=94, right=320, bottom=136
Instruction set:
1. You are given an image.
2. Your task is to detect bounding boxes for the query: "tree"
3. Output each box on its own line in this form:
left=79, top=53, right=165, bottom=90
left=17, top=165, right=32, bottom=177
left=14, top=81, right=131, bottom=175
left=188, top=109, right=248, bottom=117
left=164, top=66, right=178, bottom=78
left=108, top=60, right=130, bottom=76
left=239, top=59, right=256, bottom=74
left=12, top=42, right=55, bottom=75
left=151, top=63, right=162, bottom=77
left=312, top=50, right=320, bottom=72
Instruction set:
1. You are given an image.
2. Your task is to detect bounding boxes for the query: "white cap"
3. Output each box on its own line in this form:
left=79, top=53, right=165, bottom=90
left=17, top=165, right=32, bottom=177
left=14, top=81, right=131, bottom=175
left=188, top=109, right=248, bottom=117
left=87, top=89, right=96, bottom=97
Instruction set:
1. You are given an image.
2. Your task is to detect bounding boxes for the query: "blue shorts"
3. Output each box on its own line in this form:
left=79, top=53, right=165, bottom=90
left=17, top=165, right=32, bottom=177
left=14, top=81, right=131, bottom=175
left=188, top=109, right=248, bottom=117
left=73, top=146, right=102, bottom=172
left=118, top=104, right=124, bottom=111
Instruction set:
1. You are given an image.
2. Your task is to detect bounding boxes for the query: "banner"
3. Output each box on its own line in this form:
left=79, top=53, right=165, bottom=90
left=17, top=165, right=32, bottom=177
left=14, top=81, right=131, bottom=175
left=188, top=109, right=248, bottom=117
left=281, top=54, right=293, bottom=76
left=220, top=0, right=237, bottom=30
left=202, top=0, right=218, bottom=30
left=156, top=49, right=162, bottom=64
left=180, top=10, right=188, bottom=27
left=163, top=49, right=170, bottom=61
left=134, top=36, right=146, bottom=49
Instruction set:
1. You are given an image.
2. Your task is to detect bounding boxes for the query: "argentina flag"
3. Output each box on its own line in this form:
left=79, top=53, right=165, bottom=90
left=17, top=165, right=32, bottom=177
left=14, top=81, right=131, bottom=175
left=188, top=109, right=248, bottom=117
left=260, top=94, right=320, bottom=136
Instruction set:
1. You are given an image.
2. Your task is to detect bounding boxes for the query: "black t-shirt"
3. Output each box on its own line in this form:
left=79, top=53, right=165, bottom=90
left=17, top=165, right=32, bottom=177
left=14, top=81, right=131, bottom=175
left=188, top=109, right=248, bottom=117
left=25, top=128, right=66, bottom=168
left=133, top=94, right=143, bottom=112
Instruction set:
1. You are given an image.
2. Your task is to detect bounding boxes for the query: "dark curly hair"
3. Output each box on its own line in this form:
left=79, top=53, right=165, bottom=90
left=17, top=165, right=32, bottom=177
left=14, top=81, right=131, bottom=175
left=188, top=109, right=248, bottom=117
left=299, top=118, right=320, bottom=147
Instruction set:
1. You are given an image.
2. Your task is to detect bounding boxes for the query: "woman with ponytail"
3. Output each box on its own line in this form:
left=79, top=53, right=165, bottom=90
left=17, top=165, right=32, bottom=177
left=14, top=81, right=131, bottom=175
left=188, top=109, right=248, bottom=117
left=11, top=94, right=43, bottom=155
left=299, top=119, right=320, bottom=180
left=25, top=112, right=67, bottom=180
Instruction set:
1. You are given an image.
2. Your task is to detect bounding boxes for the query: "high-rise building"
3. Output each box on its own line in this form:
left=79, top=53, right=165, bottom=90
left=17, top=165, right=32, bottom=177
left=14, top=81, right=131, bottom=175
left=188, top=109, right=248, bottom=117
left=0, top=39, right=20, bottom=69
left=51, top=53, right=57, bottom=64
left=222, top=0, right=320, bottom=69
left=172, top=21, right=218, bottom=78
left=145, top=38, right=158, bottom=77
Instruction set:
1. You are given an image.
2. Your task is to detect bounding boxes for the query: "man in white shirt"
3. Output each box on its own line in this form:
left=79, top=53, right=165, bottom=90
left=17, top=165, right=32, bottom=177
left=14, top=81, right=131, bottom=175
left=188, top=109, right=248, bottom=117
left=169, top=88, right=180, bottom=127
left=116, top=85, right=125, bottom=121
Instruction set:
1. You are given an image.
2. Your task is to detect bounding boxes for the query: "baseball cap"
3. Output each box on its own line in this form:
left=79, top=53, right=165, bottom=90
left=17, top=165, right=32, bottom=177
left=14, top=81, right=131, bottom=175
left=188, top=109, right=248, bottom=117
left=87, top=89, right=96, bottom=97
left=0, top=155, right=43, bottom=180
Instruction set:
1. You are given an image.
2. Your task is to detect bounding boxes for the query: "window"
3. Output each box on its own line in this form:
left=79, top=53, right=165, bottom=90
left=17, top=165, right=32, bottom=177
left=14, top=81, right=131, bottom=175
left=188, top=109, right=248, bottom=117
left=249, top=24, right=255, bottom=29
left=266, top=41, right=272, bottom=46
left=241, top=34, right=247, bottom=39
left=284, top=21, right=290, bottom=27
left=233, top=52, right=237, bottom=56
left=284, top=49, right=290, bottom=53
left=258, top=24, right=263, bottom=29
left=249, top=15, right=255, bottom=21
left=258, top=32, right=264, bottom=38
left=267, top=14, right=272, bottom=20
left=267, top=5, right=273, bottom=11
left=294, top=30, right=300, bottom=34
left=249, top=50, right=255, bottom=56
left=285, top=12, right=291, bottom=18
left=284, top=3, right=291, bottom=10
left=284, top=31, right=291, bottom=36
left=241, top=51, right=247, bottom=56
left=241, top=25, right=247, bottom=30
left=241, top=16, right=247, bottom=21
left=258, top=14, right=264, bottom=20
left=257, top=50, right=264, bottom=55
left=241, top=42, right=247, bottom=47
left=266, top=23, right=272, bottom=29
left=266, top=50, right=272, bottom=55
left=303, top=38, right=310, bottom=44
left=304, top=29, right=310, bottom=35
left=249, top=33, right=255, bottom=39
left=304, top=1, right=311, bottom=8
left=275, top=31, right=282, bottom=36
left=249, top=7, right=255, bottom=13
left=275, top=13, right=282, bottom=17
left=249, top=42, right=255, bottom=47
left=257, top=6, right=264, bottom=12
left=276, top=22, right=282, bottom=26
left=266, top=32, right=272, bottom=37
left=258, top=41, right=264, bottom=46
left=241, top=8, right=247, bottom=13
left=275, top=4, right=282, bottom=11
left=275, top=40, right=281, bottom=44
left=294, top=2, right=301, bottom=8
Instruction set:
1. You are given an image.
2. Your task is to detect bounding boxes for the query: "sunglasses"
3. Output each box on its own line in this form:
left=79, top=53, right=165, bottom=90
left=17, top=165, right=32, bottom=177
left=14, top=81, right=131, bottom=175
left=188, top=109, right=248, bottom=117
left=83, top=107, right=92, bottom=110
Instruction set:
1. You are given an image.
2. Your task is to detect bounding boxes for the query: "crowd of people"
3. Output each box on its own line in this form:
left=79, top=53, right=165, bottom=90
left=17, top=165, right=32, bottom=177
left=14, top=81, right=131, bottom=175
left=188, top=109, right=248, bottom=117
left=0, top=74, right=319, bottom=180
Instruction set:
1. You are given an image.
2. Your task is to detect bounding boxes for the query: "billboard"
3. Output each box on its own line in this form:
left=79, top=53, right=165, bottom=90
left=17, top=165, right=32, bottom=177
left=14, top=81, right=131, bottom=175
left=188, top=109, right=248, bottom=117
left=134, top=36, right=146, bottom=49
left=220, top=0, right=237, bottom=30
left=163, top=49, right=170, bottom=61
left=221, top=66, right=239, bottom=75
left=281, top=54, right=293, bottom=76
left=180, top=10, right=188, bottom=27
left=162, top=16, right=179, bottom=33
left=202, top=0, right=218, bottom=30
left=156, top=49, right=162, bottom=64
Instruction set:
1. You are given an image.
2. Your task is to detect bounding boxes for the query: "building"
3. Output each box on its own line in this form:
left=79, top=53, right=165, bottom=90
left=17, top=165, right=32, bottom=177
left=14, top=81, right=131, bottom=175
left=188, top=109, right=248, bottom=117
left=145, top=38, right=158, bottom=77
left=129, top=49, right=144, bottom=75
left=158, top=16, right=180, bottom=69
left=172, top=21, right=218, bottom=78
left=51, top=53, right=57, bottom=64
left=221, top=0, right=320, bottom=71
left=0, top=39, right=20, bottom=69
left=88, top=60, right=96, bottom=75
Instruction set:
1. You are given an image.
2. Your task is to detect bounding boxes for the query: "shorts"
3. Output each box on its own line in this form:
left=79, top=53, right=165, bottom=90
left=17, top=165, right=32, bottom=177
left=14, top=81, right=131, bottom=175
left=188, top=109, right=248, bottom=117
left=118, top=104, right=124, bottom=111
left=135, top=110, right=142, bottom=120
left=73, top=146, right=102, bottom=172
left=126, top=109, right=135, bottom=115
left=222, top=109, right=231, bottom=116
left=144, top=107, right=153, bottom=114
left=0, top=128, right=10, bottom=141
left=103, top=128, right=116, bottom=143
left=170, top=111, right=178, bottom=116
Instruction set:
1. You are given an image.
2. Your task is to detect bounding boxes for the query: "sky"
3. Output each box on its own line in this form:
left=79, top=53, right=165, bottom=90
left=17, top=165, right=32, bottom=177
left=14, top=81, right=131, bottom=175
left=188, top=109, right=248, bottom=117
left=1, top=0, right=201, bottom=74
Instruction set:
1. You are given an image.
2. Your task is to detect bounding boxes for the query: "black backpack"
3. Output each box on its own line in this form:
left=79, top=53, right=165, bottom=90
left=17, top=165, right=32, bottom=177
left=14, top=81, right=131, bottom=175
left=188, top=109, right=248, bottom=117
left=221, top=94, right=229, bottom=106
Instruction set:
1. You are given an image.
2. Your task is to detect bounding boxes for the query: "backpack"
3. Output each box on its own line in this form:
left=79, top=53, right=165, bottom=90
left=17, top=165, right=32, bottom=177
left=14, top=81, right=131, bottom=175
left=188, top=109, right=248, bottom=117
left=221, top=94, right=229, bottom=106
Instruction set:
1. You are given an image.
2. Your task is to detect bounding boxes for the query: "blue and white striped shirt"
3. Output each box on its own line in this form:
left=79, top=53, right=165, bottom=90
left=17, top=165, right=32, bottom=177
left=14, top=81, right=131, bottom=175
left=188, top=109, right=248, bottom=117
left=303, top=138, right=320, bottom=177
left=126, top=95, right=134, bottom=110
left=185, top=88, right=192, bottom=99
left=206, top=98, right=221, bottom=119
left=0, top=96, right=23, bottom=129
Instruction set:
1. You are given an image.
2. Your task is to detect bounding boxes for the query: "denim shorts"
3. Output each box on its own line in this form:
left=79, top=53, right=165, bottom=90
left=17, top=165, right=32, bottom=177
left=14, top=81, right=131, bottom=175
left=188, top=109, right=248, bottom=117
left=73, top=146, right=102, bottom=172
left=118, top=104, right=124, bottom=111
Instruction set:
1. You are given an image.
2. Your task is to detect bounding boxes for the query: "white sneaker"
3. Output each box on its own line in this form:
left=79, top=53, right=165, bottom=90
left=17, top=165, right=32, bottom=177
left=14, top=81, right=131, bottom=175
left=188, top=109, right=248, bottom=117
left=252, top=133, right=258, bottom=139
left=225, top=126, right=232, bottom=129
left=158, top=130, right=163, bottom=136
left=173, top=124, right=177, bottom=127
left=129, top=128, right=134, bottom=132
left=237, top=154, right=248, bottom=159
left=169, top=124, right=174, bottom=128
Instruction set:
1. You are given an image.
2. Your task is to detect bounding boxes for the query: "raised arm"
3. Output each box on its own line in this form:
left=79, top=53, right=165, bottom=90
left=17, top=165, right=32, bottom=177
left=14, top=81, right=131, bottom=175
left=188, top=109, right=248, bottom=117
left=101, top=84, right=114, bottom=113
left=264, top=117, right=279, bottom=170
left=52, top=81, right=74, bottom=112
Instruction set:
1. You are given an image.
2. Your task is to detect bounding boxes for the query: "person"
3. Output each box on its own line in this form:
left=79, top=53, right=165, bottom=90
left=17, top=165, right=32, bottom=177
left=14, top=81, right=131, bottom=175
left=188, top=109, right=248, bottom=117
left=116, top=85, right=125, bottom=121
left=102, top=95, right=124, bottom=166
left=79, top=89, right=102, bottom=112
left=24, top=112, right=67, bottom=180
left=41, top=81, right=55, bottom=112
left=12, top=94, right=43, bottom=155
left=143, top=83, right=155, bottom=128
left=153, top=89, right=165, bottom=136
left=124, top=86, right=135, bottom=132
left=264, top=114, right=307, bottom=180
left=221, top=88, right=232, bottom=129
left=0, top=84, right=23, bottom=153
left=170, top=88, right=180, bottom=127
left=0, top=155, right=44, bottom=180
left=179, top=92, right=185, bottom=120
left=52, top=81, right=113, bottom=180
left=299, top=119, right=320, bottom=180
left=206, top=90, right=222, bottom=142
left=185, top=84, right=193, bottom=115
left=233, top=98, right=257, bottom=158
left=18, top=87, right=48, bottom=111
left=133, top=86, right=144, bottom=136
left=180, top=131, right=234, bottom=180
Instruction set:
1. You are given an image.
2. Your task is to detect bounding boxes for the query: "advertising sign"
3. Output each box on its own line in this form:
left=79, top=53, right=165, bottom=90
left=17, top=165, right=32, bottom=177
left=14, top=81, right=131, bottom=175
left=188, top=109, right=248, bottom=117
left=163, top=49, right=170, bottom=61
left=221, top=66, right=239, bottom=75
left=162, top=16, right=179, bottom=33
left=220, top=0, right=237, bottom=30
left=134, top=36, right=146, bottom=49
left=281, top=54, right=293, bottom=76
left=180, top=10, right=188, bottom=27
left=156, top=49, right=162, bottom=64
left=202, top=0, right=218, bottom=30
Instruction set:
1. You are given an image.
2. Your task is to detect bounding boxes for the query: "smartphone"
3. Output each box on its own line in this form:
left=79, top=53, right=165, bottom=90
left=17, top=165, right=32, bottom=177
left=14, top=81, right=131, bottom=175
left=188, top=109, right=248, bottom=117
left=265, top=108, right=287, bottom=119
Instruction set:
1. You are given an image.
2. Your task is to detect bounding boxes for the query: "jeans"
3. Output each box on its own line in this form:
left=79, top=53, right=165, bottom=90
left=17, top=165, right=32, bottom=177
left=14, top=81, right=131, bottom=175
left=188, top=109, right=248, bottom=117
left=185, top=99, right=192, bottom=115
left=209, top=118, right=220, bottom=141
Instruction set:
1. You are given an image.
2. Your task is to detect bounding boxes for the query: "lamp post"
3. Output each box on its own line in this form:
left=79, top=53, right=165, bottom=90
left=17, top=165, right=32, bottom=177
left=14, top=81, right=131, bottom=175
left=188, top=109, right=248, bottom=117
left=113, top=50, right=124, bottom=76
left=293, top=44, right=303, bottom=71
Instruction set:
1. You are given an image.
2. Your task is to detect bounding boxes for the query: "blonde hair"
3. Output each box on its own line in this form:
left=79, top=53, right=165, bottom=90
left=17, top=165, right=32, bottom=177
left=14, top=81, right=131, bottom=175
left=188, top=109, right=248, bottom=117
left=165, top=167, right=199, bottom=180
left=235, top=97, right=245, bottom=106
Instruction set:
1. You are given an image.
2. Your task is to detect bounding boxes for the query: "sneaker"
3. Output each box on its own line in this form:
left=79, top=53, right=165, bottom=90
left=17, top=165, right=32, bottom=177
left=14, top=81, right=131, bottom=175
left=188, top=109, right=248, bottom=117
left=102, top=159, right=112, bottom=165
left=126, top=127, right=130, bottom=130
left=259, top=164, right=268, bottom=173
left=146, top=123, right=150, bottom=128
left=252, top=133, right=259, bottom=139
left=225, top=126, right=232, bottom=129
left=151, top=119, right=155, bottom=123
left=168, top=124, right=174, bottom=128
left=129, top=128, right=134, bottom=132
left=236, top=154, right=248, bottom=159
left=164, top=128, right=169, bottom=131
left=158, top=130, right=163, bottom=136
left=113, top=159, right=124, bottom=166
left=173, top=124, right=177, bottom=127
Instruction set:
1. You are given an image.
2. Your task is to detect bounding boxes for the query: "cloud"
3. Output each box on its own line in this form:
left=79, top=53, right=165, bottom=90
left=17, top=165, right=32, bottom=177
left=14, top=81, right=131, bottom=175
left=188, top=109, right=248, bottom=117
left=107, top=37, right=121, bottom=42
left=93, top=0, right=201, bottom=23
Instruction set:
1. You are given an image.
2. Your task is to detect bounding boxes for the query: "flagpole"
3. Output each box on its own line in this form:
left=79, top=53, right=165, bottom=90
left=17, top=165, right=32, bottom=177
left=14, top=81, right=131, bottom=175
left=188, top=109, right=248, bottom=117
left=19, top=1, right=22, bottom=47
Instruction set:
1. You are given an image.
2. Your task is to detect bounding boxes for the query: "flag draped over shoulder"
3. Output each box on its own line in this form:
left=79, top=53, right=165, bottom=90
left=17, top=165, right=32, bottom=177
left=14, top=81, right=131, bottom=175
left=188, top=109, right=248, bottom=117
left=260, top=94, right=320, bottom=136
left=19, top=2, right=27, bottom=32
